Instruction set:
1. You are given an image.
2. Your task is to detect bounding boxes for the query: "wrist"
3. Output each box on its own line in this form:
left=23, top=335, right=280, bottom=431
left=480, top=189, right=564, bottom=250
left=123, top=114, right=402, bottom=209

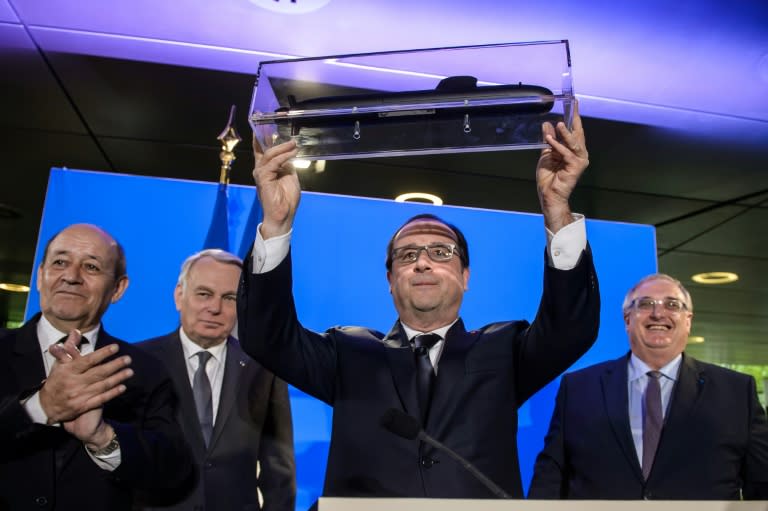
left=543, top=207, right=574, bottom=234
left=86, top=427, right=119, bottom=457
left=85, top=423, right=115, bottom=452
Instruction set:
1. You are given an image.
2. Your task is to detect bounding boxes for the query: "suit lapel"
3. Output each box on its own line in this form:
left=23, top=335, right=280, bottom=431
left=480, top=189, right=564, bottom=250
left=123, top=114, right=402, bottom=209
left=654, top=354, right=704, bottom=466
left=209, top=337, right=244, bottom=451
left=601, top=354, right=644, bottom=481
left=11, top=315, right=47, bottom=393
left=158, top=332, right=208, bottom=455
left=383, top=321, right=421, bottom=421
left=427, top=319, right=477, bottom=429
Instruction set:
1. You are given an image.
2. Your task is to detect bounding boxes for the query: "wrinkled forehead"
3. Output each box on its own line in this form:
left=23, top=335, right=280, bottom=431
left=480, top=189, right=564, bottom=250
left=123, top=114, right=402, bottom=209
left=393, top=219, right=458, bottom=245
left=634, top=278, right=685, bottom=300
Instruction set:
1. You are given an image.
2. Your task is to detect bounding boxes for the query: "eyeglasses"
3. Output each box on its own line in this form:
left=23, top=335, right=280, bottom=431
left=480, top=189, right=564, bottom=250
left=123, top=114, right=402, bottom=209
left=391, top=243, right=460, bottom=265
left=629, top=297, right=688, bottom=313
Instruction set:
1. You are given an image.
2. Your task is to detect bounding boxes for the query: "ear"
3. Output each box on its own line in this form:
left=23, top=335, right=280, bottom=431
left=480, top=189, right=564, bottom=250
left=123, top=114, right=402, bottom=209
left=623, top=310, right=631, bottom=331
left=386, top=271, right=393, bottom=293
left=462, top=267, right=470, bottom=291
left=110, top=276, right=130, bottom=304
left=684, top=312, right=693, bottom=335
left=173, top=284, right=184, bottom=312
left=36, top=265, right=43, bottom=292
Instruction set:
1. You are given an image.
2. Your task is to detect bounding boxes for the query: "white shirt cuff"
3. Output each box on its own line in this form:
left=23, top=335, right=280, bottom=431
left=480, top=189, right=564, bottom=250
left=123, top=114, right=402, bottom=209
left=251, top=223, right=292, bottom=274
left=545, top=214, right=587, bottom=270
left=22, top=391, right=50, bottom=425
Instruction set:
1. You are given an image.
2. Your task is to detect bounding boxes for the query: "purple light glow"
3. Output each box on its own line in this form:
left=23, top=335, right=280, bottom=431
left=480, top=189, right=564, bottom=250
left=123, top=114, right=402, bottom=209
left=4, top=0, right=767, bottom=141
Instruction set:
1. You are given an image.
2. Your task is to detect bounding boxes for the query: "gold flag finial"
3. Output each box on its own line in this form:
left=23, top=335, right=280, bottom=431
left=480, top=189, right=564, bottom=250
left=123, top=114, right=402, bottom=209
left=217, top=105, right=242, bottom=184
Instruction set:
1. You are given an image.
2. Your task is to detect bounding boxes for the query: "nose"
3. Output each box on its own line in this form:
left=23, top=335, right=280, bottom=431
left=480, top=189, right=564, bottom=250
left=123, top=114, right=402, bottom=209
left=207, top=297, right=223, bottom=314
left=648, top=302, right=666, bottom=318
left=413, top=248, right=432, bottom=271
left=61, top=263, right=83, bottom=284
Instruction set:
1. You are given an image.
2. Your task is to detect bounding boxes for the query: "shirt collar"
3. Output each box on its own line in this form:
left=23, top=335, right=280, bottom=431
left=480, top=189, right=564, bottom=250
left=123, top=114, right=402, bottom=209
left=37, top=313, right=100, bottom=349
left=400, top=317, right=459, bottom=342
left=628, top=352, right=682, bottom=382
left=178, top=327, right=227, bottom=362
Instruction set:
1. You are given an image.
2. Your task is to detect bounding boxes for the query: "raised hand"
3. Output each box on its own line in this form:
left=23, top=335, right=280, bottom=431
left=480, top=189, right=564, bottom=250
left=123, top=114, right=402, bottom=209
left=536, top=100, right=589, bottom=233
left=252, top=136, right=301, bottom=239
left=40, top=330, right=133, bottom=425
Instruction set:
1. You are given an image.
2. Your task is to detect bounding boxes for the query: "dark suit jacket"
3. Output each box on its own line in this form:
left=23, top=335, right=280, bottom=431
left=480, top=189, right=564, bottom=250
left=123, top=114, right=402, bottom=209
left=0, top=314, right=192, bottom=511
left=528, top=353, right=768, bottom=499
left=237, top=248, right=600, bottom=499
left=137, top=332, right=295, bottom=511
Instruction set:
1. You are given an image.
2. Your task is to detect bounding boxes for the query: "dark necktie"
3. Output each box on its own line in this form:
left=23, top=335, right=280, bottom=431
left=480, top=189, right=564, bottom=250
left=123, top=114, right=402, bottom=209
left=642, top=370, right=663, bottom=479
left=412, top=334, right=441, bottom=423
left=56, top=335, right=89, bottom=346
left=193, top=351, right=214, bottom=447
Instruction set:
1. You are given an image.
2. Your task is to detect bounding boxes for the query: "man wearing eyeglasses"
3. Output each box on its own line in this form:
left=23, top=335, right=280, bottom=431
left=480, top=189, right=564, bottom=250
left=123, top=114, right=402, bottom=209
left=529, top=273, right=768, bottom=500
left=238, top=104, right=600, bottom=499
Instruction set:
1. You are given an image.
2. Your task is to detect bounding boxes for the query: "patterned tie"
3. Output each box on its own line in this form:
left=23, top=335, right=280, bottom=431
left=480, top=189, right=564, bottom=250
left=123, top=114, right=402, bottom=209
left=642, top=370, right=663, bottom=479
left=193, top=351, right=214, bottom=447
left=412, top=334, right=441, bottom=423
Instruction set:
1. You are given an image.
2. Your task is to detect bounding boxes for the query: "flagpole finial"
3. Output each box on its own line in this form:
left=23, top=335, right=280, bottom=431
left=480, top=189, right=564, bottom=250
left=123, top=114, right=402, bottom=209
left=217, top=105, right=242, bottom=184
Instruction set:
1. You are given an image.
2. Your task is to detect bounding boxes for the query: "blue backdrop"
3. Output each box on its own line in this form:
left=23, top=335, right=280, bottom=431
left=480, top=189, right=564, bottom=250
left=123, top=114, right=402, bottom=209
left=27, top=168, right=657, bottom=509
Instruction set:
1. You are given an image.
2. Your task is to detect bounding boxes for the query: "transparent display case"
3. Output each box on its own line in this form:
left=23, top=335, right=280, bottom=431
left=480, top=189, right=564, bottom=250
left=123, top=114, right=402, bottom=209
left=249, top=40, right=574, bottom=160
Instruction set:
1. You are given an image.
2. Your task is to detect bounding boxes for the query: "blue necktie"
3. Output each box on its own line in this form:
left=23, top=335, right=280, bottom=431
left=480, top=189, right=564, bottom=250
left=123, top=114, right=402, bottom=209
left=193, top=351, right=214, bottom=447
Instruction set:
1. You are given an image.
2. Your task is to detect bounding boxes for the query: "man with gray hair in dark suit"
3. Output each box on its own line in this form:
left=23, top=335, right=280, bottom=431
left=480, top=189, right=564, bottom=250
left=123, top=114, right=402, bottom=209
left=139, top=249, right=295, bottom=511
left=529, top=273, right=768, bottom=500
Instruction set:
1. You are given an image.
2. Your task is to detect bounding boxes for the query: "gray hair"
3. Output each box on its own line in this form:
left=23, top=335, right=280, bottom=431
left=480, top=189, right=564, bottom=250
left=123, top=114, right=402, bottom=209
left=177, top=249, right=242, bottom=292
left=622, top=273, right=693, bottom=313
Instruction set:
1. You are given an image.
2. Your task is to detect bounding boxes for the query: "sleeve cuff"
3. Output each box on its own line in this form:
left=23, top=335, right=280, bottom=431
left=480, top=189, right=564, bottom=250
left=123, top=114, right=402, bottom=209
left=22, top=391, right=51, bottom=425
left=252, top=223, right=292, bottom=274
left=545, top=213, right=586, bottom=270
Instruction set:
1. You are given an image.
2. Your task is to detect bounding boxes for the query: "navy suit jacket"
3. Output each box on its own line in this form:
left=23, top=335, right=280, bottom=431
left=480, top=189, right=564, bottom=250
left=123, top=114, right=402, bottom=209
left=0, top=314, right=191, bottom=511
left=137, top=332, right=295, bottom=511
left=529, top=353, right=768, bottom=499
left=237, top=248, right=600, bottom=499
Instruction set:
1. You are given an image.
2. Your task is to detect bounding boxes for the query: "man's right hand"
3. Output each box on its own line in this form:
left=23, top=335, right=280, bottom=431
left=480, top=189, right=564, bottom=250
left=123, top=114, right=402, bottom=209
left=252, top=137, right=301, bottom=240
left=39, top=332, right=133, bottom=424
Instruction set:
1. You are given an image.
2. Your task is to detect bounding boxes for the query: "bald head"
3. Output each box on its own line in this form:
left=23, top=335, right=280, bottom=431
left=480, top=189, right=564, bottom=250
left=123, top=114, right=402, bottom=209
left=37, top=224, right=129, bottom=332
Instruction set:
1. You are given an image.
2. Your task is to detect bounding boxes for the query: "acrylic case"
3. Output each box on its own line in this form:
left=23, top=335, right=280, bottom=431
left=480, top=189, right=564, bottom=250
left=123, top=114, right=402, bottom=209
left=249, top=40, right=574, bottom=160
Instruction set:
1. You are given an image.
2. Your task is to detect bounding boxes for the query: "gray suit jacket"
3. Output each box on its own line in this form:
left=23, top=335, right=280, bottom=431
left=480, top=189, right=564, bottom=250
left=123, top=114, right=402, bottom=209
left=138, top=332, right=295, bottom=511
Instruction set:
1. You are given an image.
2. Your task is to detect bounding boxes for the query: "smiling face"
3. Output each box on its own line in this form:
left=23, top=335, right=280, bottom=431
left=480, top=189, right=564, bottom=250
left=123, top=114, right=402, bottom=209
left=624, top=277, right=693, bottom=369
left=37, top=224, right=128, bottom=333
left=174, top=255, right=241, bottom=349
left=386, top=219, right=469, bottom=331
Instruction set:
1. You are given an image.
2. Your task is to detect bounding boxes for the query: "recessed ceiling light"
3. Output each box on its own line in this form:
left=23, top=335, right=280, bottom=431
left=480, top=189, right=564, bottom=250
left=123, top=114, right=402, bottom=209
left=395, top=192, right=443, bottom=205
left=0, top=283, right=30, bottom=293
left=691, top=272, right=739, bottom=284
left=687, top=336, right=705, bottom=344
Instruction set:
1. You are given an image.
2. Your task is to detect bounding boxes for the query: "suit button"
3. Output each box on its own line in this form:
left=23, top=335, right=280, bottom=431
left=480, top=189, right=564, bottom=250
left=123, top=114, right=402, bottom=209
left=204, top=461, right=213, bottom=469
left=420, top=456, right=435, bottom=468
left=34, top=496, right=48, bottom=506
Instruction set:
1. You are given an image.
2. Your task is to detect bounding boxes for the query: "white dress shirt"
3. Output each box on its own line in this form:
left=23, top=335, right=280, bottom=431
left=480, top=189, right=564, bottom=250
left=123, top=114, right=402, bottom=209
left=627, top=353, right=682, bottom=465
left=178, top=328, right=227, bottom=424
